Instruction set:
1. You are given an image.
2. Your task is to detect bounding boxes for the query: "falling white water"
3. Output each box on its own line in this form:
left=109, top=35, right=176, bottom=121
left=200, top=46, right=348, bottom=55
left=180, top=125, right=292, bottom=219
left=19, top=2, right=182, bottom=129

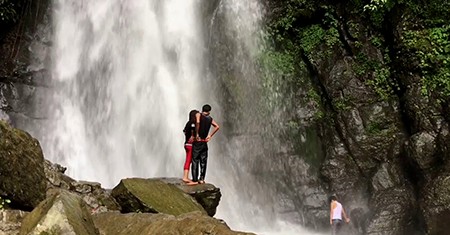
left=39, top=0, right=326, bottom=234
left=48, top=0, right=206, bottom=185
left=205, top=1, right=325, bottom=235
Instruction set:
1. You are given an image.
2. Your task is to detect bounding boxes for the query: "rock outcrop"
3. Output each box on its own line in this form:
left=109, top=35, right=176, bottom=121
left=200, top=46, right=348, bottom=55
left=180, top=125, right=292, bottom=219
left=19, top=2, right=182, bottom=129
left=111, top=178, right=206, bottom=216
left=44, top=160, right=121, bottom=213
left=161, top=178, right=221, bottom=217
left=19, top=189, right=99, bottom=235
left=0, top=120, right=47, bottom=209
left=93, top=211, right=255, bottom=235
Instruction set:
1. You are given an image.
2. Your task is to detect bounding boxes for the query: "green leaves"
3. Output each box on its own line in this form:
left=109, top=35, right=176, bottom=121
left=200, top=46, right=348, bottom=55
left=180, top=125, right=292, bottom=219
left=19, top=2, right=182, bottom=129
left=0, top=196, right=11, bottom=209
left=0, top=0, right=21, bottom=23
left=403, top=25, right=450, bottom=98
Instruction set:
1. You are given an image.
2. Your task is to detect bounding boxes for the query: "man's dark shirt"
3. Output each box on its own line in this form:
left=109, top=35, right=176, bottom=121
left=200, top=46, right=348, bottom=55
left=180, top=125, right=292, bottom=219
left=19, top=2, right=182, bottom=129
left=198, top=114, right=212, bottom=139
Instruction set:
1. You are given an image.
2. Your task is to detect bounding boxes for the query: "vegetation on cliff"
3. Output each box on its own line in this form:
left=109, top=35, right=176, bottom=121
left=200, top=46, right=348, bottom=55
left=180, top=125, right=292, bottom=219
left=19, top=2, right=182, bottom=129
left=261, top=0, right=450, bottom=104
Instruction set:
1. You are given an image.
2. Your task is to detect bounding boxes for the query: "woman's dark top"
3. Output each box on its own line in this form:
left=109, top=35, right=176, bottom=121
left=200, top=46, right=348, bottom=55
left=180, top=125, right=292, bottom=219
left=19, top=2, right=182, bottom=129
left=183, top=121, right=195, bottom=144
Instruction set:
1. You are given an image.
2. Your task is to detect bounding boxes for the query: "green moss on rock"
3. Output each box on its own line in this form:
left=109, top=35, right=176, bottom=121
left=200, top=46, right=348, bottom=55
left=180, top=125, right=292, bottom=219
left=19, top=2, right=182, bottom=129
left=93, top=211, right=255, bottom=235
left=19, top=189, right=99, bottom=235
left=111, top=178, right=206, bottom=216
left=0, top=120, right=47, bottom=209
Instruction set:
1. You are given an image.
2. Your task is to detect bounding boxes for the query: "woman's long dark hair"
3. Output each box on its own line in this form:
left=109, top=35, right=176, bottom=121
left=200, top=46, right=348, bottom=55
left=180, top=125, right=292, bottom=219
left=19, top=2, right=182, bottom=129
left=188, top=109, right=199, bottom=123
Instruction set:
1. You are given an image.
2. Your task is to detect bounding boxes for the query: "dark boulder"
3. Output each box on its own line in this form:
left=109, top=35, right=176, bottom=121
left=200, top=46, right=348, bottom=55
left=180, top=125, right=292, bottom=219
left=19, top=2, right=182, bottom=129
left=0, top=120, right=47, bottom=209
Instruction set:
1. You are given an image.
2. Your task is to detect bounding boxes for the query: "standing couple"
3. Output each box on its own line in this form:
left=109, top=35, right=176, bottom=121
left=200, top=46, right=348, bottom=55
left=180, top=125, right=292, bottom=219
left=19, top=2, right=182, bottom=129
left=182, top=104, right=220, bottom=185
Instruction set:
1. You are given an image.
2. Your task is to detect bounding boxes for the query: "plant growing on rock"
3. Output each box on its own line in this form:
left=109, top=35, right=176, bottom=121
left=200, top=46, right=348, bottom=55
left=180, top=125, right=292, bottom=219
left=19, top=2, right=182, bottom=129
left=0, top=196, right=11, bottom=209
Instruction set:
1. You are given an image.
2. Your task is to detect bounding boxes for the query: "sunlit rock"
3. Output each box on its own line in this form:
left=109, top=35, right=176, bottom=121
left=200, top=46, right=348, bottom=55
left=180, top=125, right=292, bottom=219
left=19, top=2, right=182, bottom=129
left=160, top=178, right=221, bottom=216
left=111, top=178, right=206, bottom=216
left=19, top=189, right=99, bottom=235
left=93, top=211, right=255, bottom=235
left=0, top=210, right=29, bottom=235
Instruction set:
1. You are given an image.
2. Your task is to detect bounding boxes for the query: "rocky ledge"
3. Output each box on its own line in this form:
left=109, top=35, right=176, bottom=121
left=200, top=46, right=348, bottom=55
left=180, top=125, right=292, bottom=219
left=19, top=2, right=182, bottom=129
left=0, top=120, right=253, bottom=235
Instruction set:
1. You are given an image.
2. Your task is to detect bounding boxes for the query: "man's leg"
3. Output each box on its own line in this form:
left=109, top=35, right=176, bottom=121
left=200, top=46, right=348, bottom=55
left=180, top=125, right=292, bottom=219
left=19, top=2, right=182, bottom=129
left=191, top=142, right=201, bottom=182
left=199, top=143, right=208, bottom=182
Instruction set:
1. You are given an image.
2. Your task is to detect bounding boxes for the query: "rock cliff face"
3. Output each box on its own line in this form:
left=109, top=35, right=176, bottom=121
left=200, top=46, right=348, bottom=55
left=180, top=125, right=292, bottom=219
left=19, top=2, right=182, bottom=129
left=0, top=0, right=51, bottom=130
left=208, top=0, right=450, bottom=234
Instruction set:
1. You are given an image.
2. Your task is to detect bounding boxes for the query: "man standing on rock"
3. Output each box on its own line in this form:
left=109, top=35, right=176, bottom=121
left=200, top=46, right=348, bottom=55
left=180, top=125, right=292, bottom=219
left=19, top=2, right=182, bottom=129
left=330, top=195, right=350, bottom=235
left=191, top=104, right=220, bottom=184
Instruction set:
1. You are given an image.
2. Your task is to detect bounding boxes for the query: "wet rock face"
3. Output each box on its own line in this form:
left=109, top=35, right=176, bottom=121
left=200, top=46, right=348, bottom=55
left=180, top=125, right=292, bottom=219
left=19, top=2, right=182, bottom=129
left=0, top=0, right=52, bottom=131
left=0, top=120, right=47, bottom=210
left=420, top=172, right=450, bottom=235
left=259, top=0, right=450, bottom=234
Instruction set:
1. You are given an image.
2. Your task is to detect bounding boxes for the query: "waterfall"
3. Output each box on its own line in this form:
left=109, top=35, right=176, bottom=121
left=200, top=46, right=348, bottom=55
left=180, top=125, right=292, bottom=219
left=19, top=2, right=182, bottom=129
left=48, top=0, right=206, bottom=184
left=39, top=0, right=324, bottom=234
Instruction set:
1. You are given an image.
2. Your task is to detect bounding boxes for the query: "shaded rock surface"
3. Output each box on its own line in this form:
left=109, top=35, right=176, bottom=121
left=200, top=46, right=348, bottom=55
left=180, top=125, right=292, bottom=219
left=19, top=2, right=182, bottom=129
left=0, top=0, right=52, bottom=129
left=160, top=178, right=221, bottom=216
left=419, top=172, right=450, bottom=235
left=44, top=160, right=120, bottom=213
left=19, top=189, right=99, bottom=235
left=93, top=211, right=255, bottom=235
left=206, top=1, right=450, bottom=234
left=0, top=120, right=46, bottom=209
left=111, top=178, right=206, bottom=216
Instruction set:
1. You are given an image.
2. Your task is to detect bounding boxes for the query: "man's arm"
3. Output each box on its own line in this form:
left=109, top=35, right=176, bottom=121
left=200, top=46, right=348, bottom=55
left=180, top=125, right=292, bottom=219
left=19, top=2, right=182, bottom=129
left=206, top=120, right=220, bottom=141
left=330, top=202, right=336, bottom=225
left=195, top=113, right=201, bottom=141
left=342, top=207, right=350, bottom=223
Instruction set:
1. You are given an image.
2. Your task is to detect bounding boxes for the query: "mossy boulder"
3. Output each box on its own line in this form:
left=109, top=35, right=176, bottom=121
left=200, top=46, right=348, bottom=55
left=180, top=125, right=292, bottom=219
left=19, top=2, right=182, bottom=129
left=111, top=178, right=206, bottom=216
left=19, top=189, right=99, bottom=235
left=160, top=178, right=221, bottom=216
left=0, top=120, right=47, bottom=209
left=93, top=211, right=255, bottom=235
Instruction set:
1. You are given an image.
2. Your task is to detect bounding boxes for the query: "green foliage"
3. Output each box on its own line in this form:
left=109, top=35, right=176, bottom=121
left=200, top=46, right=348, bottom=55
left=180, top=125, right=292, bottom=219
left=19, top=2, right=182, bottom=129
left=366, top=120, right=384, bottom=135
left=361, top=0, right=394, bottom=28
left=355, top=50, right=396, bottom=100
left=333, top=98, right=352, bottom=111
left=300, top=25, right=326, bottom=55
left=0, top=0, right=21, bottom=23
left=0, top=196, right=11, bottom=209
left=403, top=25, right=450, bottom=98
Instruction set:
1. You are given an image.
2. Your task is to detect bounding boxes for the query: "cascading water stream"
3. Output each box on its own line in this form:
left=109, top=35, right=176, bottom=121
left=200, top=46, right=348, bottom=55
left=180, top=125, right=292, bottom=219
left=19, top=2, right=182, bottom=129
left=37, top=0, right=325, bottom=234
left=48, top=0, right=206, bottom=184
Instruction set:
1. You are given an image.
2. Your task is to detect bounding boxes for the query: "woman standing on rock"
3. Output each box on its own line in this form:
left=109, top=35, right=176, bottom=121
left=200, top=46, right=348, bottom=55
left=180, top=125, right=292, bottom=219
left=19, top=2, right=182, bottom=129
left=182, top=109, right=199, bottom=185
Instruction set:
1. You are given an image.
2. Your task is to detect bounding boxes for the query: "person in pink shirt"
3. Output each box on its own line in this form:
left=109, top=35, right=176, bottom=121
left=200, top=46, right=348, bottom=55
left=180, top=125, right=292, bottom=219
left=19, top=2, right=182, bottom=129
left=329, top=195, right=350, bottom=235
